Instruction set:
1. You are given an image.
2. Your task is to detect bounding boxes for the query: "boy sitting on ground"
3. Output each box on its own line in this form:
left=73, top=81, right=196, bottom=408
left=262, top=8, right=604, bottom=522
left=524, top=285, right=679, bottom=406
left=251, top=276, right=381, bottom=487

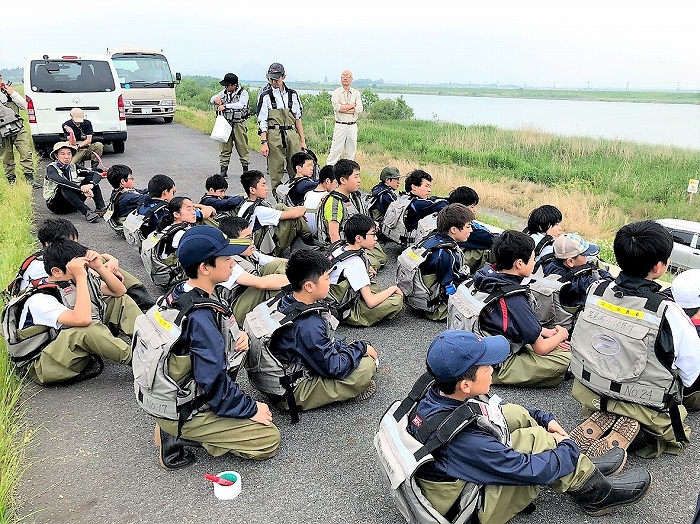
left=105, top=164, right=147, bottom=226
left=328, top=214, right=403, bottom=327
left=200, top=174, right=245, bottom=216
left=304, top=165, right=337, bottom=235
left=318, top=159, right=386, bottom=270
left=238, top=170, right=321, bottom=256
left=271, top=249, right=379, bottom=413
left=135, top=174, right=177, bottom=238
left=17, top=239, right=136, bottom=385
left=276, top=151, right=318, bottom=206
left=366, top=166, right=401, bottom=222
left=407, top=330, right=651, bottom=522
left=569, top=220, right=700, bottom=459
left=524, top=204, right=564, bottom=268
left=447, top=186, right=495, bottom=272
left=404, top=169, right=448, bottom=233
left=670, top=268, right=700, bottom=410
left=472, top=230, right=571, bottom=387
left=216, top=216, right=289, bottom=322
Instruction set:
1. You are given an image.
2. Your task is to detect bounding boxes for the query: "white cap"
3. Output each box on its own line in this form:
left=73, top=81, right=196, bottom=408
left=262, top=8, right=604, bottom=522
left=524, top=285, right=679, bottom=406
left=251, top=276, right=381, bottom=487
left=671, top=269, right=700, bottom=309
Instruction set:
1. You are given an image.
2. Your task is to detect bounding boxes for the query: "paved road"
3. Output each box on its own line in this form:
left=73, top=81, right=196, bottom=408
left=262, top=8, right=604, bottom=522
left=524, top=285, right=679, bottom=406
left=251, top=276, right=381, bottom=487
left=17, top=121, right=699, bottom=524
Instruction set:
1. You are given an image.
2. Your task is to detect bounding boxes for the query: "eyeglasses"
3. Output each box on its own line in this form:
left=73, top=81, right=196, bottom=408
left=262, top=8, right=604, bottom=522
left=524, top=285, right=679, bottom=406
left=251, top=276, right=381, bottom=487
left=366, top=231, right=378, bottom=237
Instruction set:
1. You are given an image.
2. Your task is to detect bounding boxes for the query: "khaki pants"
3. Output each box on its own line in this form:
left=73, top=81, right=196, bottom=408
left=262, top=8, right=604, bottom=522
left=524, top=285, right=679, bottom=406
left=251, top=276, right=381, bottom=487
left=220, top=121, right=249, bottom=169
left=419, top=273, right=447, bottom=322
left=491, top=346, right=570, bottom=388
left=1, top=127, right=34, bottom=180
left=157, top=411, right=280, bottom=460
left=366, top=244, right=387, bottom=271
left=271, top=203, right=313, bottom=257
left=28, top=322, right=131, bottom=385
left=342, top=283, right=403, bottom=327
left=103, top=293, right=142, bottom=336
left=290, top=355, right=375, bottom=411
left=72, top=142, right=104, bottom=168
left=326, top=122, right=358, bottom=164
left=684, top=390, right=700, bottom=411
left=572, top=379, right=690, bottom=458
left=232, top=259, right=287, bottom=322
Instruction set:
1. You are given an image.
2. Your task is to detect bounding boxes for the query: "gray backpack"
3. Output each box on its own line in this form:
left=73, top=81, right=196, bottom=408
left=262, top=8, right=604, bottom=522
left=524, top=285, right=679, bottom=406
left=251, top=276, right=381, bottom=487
left=375, top=372, right=504, bottom=524
left=0, top=98, right=23, bottom=138
left=243, top=294, right=337, bottom=422
left=324, top=242, right=367, bottom=320
left=447, top=278, right=530, bottom=355
left=397, top=236, right=465, bottom=313
left=381, top=194, right=416, bottom=246
left=132, top=288, right=243, bottom=434
left=140, top=223, right=188, bottom=289
left=123, top=200, right=168, bottom=247
left=275, top=177, right=303, bottom=207
left=241, top=198, right=277, bottom=255
left=414, top=212, right=439, bottom=245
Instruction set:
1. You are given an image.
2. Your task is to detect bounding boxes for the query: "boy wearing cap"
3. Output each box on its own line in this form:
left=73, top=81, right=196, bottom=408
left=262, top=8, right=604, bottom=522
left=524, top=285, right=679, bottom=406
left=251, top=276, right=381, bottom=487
left=543, top=233, right=614, bottom=308
left=408, top=330, right=651, bottom=522
left=570, top=220, right=700, bottom=458
left=472, top=230, right=571, bottom=387
left=62, top=107, right=104, bottom=170
left=257, top=62, right=306, bottom=192
left=367, top=166, right=401, bottom=222
left=211, top=73, right=250, bottom=177
left=44, top=142, right=106, bottom=222
left=153, top=225, right=280, bottom=470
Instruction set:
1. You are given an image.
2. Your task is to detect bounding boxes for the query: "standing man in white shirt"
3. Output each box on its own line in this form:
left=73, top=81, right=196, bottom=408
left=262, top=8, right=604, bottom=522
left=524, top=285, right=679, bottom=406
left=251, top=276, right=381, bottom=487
left=257, top=63, right=306, bottom=195
left=211, top=73, right=250, bottom=178
left=326, top=70, right=363, bottom=165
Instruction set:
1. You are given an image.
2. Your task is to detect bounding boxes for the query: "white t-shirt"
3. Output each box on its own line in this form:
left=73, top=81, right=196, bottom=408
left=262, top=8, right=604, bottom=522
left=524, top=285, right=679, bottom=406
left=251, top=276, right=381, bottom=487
left=19, top=258, right=49, bottom=292
left=20, top=293, right=67, bottom=329
left=219, top=263, right=247, bottom=291
left=237, top=201, right=282, bottom=227
left=304, top=190, right=328, bottom=234
left=665, top=300, right=700, bottom=387
left=328, top=245, right=370, bottom=291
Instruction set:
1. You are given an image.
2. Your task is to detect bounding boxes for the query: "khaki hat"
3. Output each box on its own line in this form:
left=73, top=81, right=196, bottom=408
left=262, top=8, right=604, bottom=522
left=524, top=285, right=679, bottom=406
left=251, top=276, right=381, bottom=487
left=50, top=141, right=78, bottom=160
left=70, top=107, right=84, bottom=123
left=380, top=166, right=401, bottom=181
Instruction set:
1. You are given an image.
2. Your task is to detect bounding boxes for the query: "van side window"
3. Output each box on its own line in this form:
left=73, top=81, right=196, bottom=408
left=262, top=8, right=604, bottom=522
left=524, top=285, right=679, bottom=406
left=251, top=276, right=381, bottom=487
left=30, top=60, right=116, bottom=93
left=669, top=229, right=694, bottom=247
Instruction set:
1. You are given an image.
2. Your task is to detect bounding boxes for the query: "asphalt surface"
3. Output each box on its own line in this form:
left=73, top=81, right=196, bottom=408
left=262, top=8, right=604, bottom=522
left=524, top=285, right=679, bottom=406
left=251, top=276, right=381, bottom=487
left=16, top=120, right=699, bottom=524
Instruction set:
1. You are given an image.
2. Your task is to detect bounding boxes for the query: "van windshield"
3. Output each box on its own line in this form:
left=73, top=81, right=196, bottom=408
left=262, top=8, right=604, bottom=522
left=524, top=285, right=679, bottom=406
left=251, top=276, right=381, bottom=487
left=111, top=55, right=174, bottom=88
left=30, top=60, right=116, bottom=93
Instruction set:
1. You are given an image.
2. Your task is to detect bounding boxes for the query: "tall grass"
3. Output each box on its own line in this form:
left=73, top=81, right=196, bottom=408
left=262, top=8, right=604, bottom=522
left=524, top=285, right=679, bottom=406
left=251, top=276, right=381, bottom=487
left=0, top=175, right=35, bottom=523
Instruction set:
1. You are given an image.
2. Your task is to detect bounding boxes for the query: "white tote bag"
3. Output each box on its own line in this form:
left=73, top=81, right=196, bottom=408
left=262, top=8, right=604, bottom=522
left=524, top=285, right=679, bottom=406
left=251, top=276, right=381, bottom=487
left=210, top=115, right=232, bottom=142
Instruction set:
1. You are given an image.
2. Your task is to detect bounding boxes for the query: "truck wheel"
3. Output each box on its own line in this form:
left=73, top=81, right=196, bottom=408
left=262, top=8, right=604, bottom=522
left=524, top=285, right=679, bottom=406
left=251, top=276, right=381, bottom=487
left=163, top=117, right=174, bottom=124
left=112, top=141, right=125, bottom=154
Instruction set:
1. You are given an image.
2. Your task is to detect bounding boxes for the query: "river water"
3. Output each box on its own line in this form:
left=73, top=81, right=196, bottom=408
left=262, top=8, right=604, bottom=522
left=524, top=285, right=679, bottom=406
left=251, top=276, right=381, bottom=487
left=299, top=89, right=700, bottom=150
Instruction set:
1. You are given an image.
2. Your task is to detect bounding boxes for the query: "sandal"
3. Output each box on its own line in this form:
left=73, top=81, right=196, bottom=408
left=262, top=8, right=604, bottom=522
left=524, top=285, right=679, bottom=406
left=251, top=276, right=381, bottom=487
left=570, top=411, right=618, bottom=453
left=587, top=416, right=640, bottom=458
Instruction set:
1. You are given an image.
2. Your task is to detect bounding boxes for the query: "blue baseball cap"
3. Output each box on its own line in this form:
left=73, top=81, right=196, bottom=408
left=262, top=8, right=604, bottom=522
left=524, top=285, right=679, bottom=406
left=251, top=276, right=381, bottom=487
left=177, top=226, right=250, bottom=268
left=427, top=330, right=510, bottom=382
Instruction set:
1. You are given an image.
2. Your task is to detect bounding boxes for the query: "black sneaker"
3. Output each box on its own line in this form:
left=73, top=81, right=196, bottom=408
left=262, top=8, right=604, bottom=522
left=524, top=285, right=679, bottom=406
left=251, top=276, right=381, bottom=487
left=85, top=210, right=100, bottom=222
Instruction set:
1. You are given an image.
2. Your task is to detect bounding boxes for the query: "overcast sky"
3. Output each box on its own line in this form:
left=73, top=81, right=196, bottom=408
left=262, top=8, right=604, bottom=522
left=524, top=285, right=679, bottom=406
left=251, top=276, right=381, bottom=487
left=5, top=0, right=700, bottom=90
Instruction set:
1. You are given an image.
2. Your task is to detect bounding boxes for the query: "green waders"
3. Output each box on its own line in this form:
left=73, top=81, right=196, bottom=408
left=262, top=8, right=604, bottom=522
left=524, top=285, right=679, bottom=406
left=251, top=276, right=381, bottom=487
left=1, top=126, right=34, bottom=181
left=490, top=346, right=571, bottom=388
left=267, top=108, right=301, bottom=190
left=572, top=379, right=691, bottom=458
left=270, top=203, right=314, bottom=257
left=220, top=121, right=249, bottom=171
left=684, top=390, right=700, bottom=411
left=420, top=273, right=448, bottom=322
left=330, top=282, right=404, bottom=327
left=156, top=353, right=280, bottom=459
left=417, top=404, right=596, bottom=524
left=232, top=259, right=287, bottom=322
left=287, top=355, right=376, bottom=411
left=366, top=244, right=387, bottom=271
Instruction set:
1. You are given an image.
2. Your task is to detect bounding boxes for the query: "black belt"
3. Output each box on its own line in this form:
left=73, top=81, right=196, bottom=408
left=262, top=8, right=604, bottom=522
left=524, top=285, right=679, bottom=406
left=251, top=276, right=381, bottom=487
left=267, top=125, right=295, bottom=148
left=335, top=121, right=357, bottom=125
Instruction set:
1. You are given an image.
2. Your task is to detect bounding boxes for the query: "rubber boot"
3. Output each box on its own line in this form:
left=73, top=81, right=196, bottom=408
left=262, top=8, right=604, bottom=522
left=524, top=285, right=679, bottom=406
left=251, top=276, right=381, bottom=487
left=589, top=447, right=627, bottom=476
left=241, top=163, right=249, bottom=173
left=127, top=284, right=156, bottom=312
left=569, top=468, right=651, bottom=516
left=220, top=165, right=228, bottom=178
left=154, top=425, right=196, bottom=470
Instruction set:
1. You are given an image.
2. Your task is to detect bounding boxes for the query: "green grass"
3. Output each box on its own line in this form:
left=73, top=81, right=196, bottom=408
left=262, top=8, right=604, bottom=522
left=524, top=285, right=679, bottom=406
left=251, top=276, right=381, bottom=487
left=0, top=175, right=36, bottom=523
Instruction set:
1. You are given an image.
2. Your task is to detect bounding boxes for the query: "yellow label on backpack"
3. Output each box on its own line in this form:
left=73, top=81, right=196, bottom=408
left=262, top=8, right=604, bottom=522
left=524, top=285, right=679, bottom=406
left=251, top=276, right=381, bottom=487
left=597, top=300, right=644, bottom=319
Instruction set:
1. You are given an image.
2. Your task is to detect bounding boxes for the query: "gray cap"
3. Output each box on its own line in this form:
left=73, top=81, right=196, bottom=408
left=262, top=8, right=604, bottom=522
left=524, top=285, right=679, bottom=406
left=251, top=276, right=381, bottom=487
left=266, top=63, right=285, bottom=79
left=380, top=166, right=401, bottom=181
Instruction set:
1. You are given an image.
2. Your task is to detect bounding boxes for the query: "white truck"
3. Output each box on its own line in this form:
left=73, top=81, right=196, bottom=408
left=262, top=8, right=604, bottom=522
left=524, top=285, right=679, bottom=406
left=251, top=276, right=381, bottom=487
left=109, top=48, right=180, bottom=123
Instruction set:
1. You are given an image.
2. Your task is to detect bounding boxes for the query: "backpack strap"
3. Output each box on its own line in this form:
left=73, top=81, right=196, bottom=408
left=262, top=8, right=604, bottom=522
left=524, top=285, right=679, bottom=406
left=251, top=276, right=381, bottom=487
left=534, top=234, right=554, bottom=256
left=413, top=401, right=483, bottom=461
left=394, top=372, right=436, bottom=421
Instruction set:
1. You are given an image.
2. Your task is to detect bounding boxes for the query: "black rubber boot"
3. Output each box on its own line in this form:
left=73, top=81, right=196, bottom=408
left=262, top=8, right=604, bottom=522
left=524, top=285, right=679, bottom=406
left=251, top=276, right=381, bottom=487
left=220, top=165, right=228, bottom=178
left=155, top=426, right=196, bottom=470
left=241, top=163, right=249, bottom=173
left=589, top=447, right=627, bottom=476
left=570, top=468, right=651, bottom=516
left=127, top=284, right=156, bottom=312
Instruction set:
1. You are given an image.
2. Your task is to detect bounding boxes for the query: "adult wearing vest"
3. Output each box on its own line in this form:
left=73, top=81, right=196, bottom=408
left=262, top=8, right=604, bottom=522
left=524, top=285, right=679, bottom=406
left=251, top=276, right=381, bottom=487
left=0, top=75, right=38, bottom=187
left=211, top=73, right=250, bottom=178
left=257, top=63, right=306, bottom=194
left=326, top=70, right=363, bottom=165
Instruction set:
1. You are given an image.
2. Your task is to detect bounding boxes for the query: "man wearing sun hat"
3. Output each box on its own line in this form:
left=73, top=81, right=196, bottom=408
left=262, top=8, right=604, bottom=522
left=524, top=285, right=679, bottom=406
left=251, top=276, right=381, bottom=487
left=62, top=107, right=104, bottom=170
left=406, top=330, right=651, bottom=521
left=151, top=226, right=280, bottom=470
left=256, top=62, right=306, bottom=193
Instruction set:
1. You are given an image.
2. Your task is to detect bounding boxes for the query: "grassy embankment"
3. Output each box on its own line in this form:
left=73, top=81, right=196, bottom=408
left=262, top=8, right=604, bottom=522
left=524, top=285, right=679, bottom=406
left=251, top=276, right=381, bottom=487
left=176, top=77, right=700, bottom=248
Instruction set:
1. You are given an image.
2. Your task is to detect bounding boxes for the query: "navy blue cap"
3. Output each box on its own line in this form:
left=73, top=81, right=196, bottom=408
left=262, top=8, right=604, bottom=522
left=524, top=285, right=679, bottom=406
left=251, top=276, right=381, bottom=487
left=177, top=226, right=250, bottom=268
left=427, top=330, right=510, bottom=382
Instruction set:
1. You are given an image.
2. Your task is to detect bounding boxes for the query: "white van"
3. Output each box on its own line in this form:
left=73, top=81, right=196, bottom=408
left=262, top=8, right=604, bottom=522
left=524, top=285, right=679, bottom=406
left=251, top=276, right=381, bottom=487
left=23, top=53, right=128, bottom=154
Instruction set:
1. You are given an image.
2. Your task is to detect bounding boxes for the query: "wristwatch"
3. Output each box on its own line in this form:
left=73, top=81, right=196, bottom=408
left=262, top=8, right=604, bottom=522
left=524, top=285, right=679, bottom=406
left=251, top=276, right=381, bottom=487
left=260, top=139, right=267, bottom=144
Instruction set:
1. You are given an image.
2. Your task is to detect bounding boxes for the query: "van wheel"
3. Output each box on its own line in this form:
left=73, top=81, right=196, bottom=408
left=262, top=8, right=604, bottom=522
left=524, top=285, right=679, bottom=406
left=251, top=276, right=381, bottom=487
left=112, top=141, right=125, bottom=154
left=163, top=117, right=174, bottom=124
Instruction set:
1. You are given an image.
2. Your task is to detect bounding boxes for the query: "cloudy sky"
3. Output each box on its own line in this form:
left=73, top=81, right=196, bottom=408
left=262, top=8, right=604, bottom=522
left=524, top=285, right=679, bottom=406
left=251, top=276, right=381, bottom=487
left=5, top=0, right=699, bottom=90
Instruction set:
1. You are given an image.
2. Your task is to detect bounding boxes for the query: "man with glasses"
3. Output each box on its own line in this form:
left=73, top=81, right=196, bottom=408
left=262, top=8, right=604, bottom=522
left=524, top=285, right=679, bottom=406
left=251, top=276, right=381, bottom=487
left=256, top=63, right=306, bottom=194
left=327, top=70, right=363, bottom=165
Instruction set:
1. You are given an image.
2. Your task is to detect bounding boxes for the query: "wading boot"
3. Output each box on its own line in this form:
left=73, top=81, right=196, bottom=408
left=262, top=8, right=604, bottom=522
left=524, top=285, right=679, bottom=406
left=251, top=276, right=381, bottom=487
left=127, top=284, right=156, bottom=312
left=241, top=163, right=249, bottom=173
left=589, top=447, right=627, bottom=476
left=220, top=165, right=228, bottom=178
left=154, top=425, right=196, bottom=470
left=570, top=468, right=651, bottom=516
